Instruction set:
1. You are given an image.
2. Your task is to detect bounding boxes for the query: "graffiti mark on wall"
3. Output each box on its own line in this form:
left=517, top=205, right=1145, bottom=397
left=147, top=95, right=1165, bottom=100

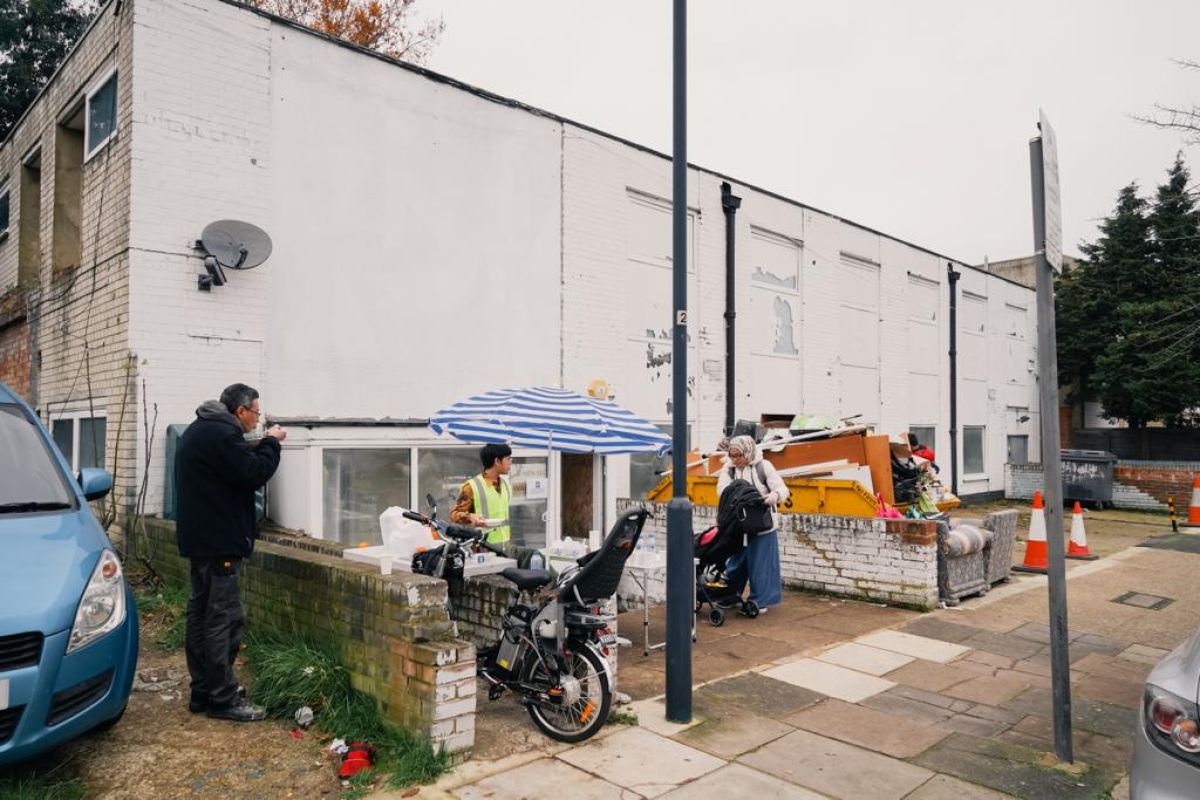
left=753, top=267, right=798, bottom=291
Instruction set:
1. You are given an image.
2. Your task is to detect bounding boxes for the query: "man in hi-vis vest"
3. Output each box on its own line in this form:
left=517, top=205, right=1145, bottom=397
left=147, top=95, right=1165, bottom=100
left=450, top=443, right=512, bottom=544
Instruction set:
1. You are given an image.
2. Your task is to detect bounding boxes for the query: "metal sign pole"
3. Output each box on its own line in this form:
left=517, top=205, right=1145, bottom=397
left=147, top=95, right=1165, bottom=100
left=1030, top=122, right=1073, bottom=763
left=665, top=0, right=694, bottom=724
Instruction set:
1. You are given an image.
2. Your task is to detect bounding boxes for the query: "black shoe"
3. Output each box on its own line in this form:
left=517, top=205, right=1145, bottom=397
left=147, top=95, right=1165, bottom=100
left=191, top=685, right=247, bottom=714
left=206, top=700, right=267, bottom=722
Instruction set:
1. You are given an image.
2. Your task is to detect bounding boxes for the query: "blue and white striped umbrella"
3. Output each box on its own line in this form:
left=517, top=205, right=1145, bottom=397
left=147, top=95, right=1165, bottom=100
left=429, top=387, right=671, bottom=455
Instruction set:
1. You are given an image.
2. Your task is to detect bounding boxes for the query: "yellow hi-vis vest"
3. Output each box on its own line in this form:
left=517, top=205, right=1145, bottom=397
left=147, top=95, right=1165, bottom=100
left=469, top=474, right=511, bottom=544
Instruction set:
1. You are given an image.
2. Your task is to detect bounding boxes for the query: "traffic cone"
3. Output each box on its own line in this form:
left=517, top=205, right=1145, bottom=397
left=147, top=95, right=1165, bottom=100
left=1014, top=491, right=1049, bottom=573
left=1186, top=476, right=1200, bottom=533
left=1066, top=501, right=1097, bottom=560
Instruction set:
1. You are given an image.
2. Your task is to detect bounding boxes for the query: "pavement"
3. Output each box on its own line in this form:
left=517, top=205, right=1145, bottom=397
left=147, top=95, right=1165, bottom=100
left=372, top=509, right=1195, bottom=799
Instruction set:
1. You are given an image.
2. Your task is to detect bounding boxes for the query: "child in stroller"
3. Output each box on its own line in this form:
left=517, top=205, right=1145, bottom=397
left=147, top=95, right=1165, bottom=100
left=694, top=524, right=761, bottom=626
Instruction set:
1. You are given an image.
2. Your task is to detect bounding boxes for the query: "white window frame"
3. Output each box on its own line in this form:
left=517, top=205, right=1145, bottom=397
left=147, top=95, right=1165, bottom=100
left=48, top=409, right=107, bottom=472
left=963, top=425, right=986, bottom=477
left=84, top=67, right=118, bottom=162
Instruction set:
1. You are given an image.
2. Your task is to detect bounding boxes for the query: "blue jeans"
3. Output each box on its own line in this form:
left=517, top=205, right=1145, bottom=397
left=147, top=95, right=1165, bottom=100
left=723, top=530, right=782, bottom=607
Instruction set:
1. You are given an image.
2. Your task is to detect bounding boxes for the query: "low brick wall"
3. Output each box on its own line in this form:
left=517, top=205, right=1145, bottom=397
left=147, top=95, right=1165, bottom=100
left=617, top=500, right=940, bottom=610
left=453, top=576, right=515, bottom=650
left=1005, top=462, right=1196, bottom=512
left=142, top=518, right=476, bottom=754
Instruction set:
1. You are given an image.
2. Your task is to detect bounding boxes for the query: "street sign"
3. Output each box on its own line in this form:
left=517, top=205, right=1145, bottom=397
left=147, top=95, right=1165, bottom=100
left=1039, top=109, right=1063, bottom=273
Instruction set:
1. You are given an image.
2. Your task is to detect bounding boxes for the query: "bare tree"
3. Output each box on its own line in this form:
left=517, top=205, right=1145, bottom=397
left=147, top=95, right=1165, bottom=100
left=1133, top=59, right=1200, bottom=144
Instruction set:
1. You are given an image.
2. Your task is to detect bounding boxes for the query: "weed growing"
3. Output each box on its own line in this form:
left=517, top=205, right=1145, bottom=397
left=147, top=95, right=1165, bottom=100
left=245, top=628, right=449, bottom=792
left=0, top=770, right=87, bottom=800
left=134, top=584, right=189, bottom=651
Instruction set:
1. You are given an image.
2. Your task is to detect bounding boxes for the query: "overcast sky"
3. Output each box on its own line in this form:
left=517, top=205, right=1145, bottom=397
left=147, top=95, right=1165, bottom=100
left=415, top=1, right=1198, bottom=265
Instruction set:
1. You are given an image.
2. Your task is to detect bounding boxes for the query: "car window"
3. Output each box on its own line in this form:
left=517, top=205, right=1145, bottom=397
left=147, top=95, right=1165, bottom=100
left=0, top=403, right=77, bottom=507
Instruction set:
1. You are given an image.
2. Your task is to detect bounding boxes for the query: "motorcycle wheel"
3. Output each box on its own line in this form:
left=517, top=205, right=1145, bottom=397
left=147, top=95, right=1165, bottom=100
left=525, top=645, right=612, bottom=743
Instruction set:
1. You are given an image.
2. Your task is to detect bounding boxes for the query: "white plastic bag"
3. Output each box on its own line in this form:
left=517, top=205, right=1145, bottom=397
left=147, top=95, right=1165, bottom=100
left=378, top=507, right=435, bottom=559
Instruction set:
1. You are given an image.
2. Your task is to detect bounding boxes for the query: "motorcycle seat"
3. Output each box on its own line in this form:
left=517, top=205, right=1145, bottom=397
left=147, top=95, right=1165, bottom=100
left=501, top=568, right=554, bottom=591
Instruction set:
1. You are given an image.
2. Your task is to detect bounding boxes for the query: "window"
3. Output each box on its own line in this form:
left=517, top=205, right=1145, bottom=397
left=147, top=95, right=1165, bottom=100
left=85, top=70, right=117, bottom=159
left=909, top=426, right=936, bottom=452
left=964, top=426, right=986, bottom=475
left=322, top=449, right=411, bottom=546
left=416, top=447, right=549, bottom=549
left=630, top=424, right=685, bottom=500
left=0, top=188, right=9, bottom=239
left=49, top=414, right=106, bottom=471
left=1007, top=435, right=1029, bottom=465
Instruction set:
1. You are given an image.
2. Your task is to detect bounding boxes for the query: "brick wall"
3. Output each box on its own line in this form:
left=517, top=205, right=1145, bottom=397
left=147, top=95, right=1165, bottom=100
left=1004, top=461, right=1197, bottom=513
left=0, top=289, right=32, bottom=398
left=452, top=576, right=516, bottom=650
left=618, top=499, right=939, bottom=610
left=142, top=518, right=477, bottom=755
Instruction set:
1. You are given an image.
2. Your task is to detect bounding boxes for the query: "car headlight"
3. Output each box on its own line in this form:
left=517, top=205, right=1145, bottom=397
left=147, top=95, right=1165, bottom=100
left=66, top=549, right=127, bottom=654
left=1145, top=685, right=1200, bottom=765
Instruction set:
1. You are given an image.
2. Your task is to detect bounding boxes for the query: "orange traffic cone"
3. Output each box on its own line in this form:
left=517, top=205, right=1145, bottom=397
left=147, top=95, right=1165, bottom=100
left=1066, top=501, right=1097, bottom=560
left=1014, top=491, right=1049, bottom=573
left=1186, top=476, right=1200, bottom=533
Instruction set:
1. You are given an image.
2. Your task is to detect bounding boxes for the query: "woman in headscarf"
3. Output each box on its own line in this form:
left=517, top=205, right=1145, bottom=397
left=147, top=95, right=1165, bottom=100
left=715, top=434, right=788, bottom=613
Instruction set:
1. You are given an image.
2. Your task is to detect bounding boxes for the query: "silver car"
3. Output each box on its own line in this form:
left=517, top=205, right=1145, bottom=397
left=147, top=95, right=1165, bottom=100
left=1132, top=628, right=1200, bottom=798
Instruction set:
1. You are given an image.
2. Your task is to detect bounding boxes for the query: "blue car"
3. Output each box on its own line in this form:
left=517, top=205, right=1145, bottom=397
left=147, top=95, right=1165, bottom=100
left=0, top=381, right=138, bottom=766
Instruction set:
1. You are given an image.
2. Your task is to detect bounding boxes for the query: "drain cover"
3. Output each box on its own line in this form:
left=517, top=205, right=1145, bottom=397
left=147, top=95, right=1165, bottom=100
left=1111, top=591, right=1174, bottom=610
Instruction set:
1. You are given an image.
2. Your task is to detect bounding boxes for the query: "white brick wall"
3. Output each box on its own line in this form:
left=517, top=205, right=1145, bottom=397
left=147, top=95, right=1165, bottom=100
left=617, top=500, right=938, bottom=610
left=1004, top=463, right=1169, bottom=511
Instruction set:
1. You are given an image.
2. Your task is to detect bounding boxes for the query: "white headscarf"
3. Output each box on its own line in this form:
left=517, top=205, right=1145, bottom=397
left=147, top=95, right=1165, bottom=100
left=726, top=435, right=760, bottom=465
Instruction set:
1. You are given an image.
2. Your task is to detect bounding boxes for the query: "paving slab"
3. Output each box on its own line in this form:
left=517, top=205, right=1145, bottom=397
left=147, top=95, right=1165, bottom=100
left=900, top=617, right=987, bottom=644
left=738, top=729, right=934, bottom=800
left=941, top=713, right=1012, bottom=738
left=964, top=650, right=1016, bottom=670
left=961, top=630, right=1045, bottom=661
left=1075, top=671, right=1143, bottom=710
left=801, top=603, right=918, bottom=637
left=623, top=698, right=703, bottom=737
left=694, top=672, right=825, bottom=720
left=883, top=659, right=978, bottom=692
left=1003, top=687, right=1137, bottom=738
left=1009, top=621, right=1053, bottom=645
left=855, top=630, right=971, bottom=664
left=453, top=758, right=632, bottom=800
left=673, top=710, right=795, bottom=760
left=888, top=685, right=975, bottom=712
left=1119, top=643, right=1169, bottom=666
left=902, top=773, right=1011, bottom=800
left=943, top=671, right=1033, bottom=706
left=762, top=658, right=895, bottom=703
left=1072, top=652, right=1152, bottom=683
left=999, top=714, right=1135, bottom=772
left=785, top=698, right=949, bottom=759
left=1073, top=633, right=1127, bottom=656
left=557, top=727, right=724, bottom=799
left=913, top=733, right=1116, bottom=799
left=816, top=641, right=914, bottom=675
left=658, top=763, right=825, bottom=799
left=862, top=690, right=956, bottom=725
left=962, top=703, right=1024, bottom=725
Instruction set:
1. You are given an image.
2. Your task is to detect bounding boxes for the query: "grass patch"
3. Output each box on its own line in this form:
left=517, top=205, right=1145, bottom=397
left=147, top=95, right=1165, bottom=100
left=245, top=628, right=449, bottom=793
left=135, top=584, right=189, bottom=651
left=606, top=708, right=639, bottom=726
left=0, top=770, right=87, bottom=800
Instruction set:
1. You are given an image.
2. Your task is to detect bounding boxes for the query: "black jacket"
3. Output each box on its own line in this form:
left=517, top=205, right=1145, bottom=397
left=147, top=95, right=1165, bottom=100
left=176, top=400, right=281, bottom=559
left=717, top=478, right=773, bottom=539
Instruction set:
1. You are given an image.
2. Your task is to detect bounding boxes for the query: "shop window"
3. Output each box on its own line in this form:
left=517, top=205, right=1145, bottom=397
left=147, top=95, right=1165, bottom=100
left=964, top=426, right=986, bottom=475
left=630, top=424, right=685, bottom=500
left=50, top=414, right=106, bottom=471
left=322, top=449, right=411, bottom=546
left=1007, top=435, right=1029, bottom=465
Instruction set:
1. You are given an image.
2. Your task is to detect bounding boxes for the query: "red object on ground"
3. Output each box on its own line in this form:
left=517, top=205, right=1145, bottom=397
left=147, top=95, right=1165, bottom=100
left=290, top=729, right=305, bottom=740
left=337, top=742, right=377, bottom=779
left=913, top=444, right=936, bottom=462
left=1187, top=476, right=1200, bottom=530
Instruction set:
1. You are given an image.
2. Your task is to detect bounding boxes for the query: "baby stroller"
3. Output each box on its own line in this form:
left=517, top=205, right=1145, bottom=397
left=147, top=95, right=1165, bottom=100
left=694, top=524, right=760, bottom=627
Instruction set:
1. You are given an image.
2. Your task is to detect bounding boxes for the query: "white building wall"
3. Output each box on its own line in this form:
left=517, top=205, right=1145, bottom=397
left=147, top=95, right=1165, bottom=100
left=123, top=0, right=1037, bottom=525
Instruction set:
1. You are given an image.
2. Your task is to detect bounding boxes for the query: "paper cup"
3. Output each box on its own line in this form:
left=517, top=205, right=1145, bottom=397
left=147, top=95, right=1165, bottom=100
left=380, top=558, right=393, bottom=576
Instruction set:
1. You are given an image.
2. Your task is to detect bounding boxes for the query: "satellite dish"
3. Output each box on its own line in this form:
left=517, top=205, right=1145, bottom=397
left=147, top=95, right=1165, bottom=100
left=200, top=220, right=272, bottom=270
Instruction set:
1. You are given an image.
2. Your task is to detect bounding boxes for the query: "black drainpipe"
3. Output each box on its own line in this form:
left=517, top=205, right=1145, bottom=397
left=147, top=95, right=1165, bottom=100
left=947, top=263, right=961, bottom=496
left=721, top=182, right=742, bottom=435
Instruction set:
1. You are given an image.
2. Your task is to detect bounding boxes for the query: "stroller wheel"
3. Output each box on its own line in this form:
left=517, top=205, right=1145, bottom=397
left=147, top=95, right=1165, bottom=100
left=708, top=608, right=725, bottom=627
left=742, top=600, right=760, bottom=619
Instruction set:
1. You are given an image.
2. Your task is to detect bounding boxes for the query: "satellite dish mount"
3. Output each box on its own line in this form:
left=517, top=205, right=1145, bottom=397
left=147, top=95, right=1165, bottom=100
left=195, top=220, right=273, bottom=291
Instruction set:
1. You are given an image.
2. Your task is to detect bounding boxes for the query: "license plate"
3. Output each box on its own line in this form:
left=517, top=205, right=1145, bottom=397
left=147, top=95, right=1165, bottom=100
left=599, top=633, right=617, bottom=646
left=0, top=678, right=8, bottom=711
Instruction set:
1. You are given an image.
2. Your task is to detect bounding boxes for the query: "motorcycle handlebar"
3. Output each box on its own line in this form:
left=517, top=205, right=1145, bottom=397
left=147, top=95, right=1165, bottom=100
left=402, top=510, right=429, bottom=524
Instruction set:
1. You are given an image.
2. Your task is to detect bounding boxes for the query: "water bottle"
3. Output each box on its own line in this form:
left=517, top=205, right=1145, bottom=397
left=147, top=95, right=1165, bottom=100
left=646, top=528, right=657, bottom=554
left=530, top=550, right=544, bottom=570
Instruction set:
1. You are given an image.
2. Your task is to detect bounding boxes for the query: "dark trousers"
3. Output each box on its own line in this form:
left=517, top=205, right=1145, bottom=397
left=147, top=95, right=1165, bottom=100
left=185, top=558, right=245, bottom=709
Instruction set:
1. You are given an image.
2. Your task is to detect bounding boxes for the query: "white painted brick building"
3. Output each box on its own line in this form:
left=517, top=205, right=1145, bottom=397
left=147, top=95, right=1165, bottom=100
left=0, top=0, right=1039, bottom=548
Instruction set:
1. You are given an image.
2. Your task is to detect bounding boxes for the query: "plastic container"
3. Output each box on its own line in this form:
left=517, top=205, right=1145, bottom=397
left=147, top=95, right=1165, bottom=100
left=378, top=507, right=436, bottom=560
left=530, top=551, right=544, bottom=570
